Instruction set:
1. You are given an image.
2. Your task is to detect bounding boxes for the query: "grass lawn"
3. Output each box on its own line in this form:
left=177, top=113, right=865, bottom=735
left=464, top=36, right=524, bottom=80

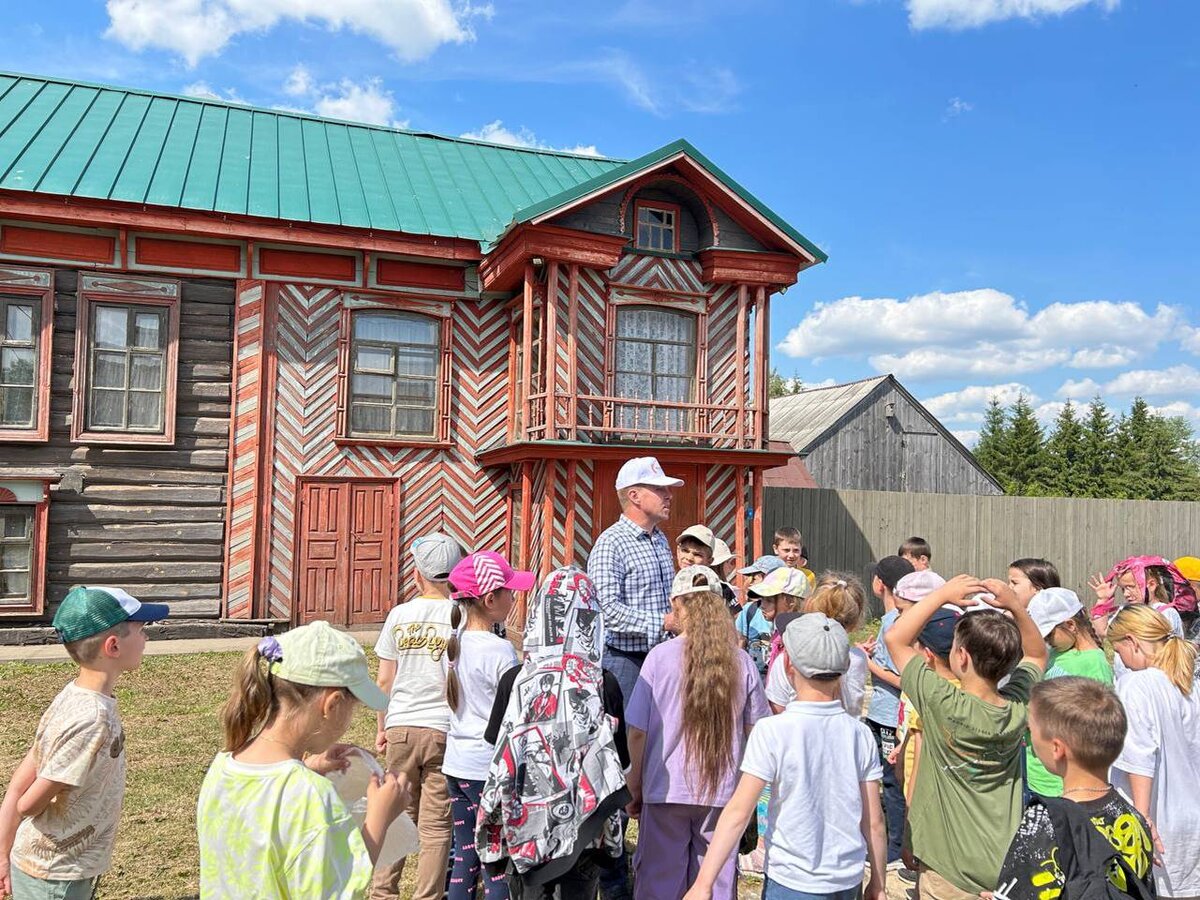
left=0, top=627, right=889, bottom=899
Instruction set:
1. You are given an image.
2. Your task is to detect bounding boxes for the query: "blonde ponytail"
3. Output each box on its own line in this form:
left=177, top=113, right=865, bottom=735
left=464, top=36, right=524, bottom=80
left=807, top=572, right=866, bottom=632
left=219, top=641, right=329, bottom=751
left=1109, top=605, right=1198, bottom=696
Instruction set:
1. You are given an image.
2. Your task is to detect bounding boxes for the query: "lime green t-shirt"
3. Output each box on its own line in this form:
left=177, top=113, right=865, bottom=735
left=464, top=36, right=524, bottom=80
left=1025, top=648, right=1114, bottom=797
left=197, top=753, right=373, bottom=900
left=901, top=656, right=1041, bottom=894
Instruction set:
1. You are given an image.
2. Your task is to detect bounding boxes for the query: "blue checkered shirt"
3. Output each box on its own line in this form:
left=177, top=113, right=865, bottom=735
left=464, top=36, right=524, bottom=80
left=587, top=515, right=674, bottom=652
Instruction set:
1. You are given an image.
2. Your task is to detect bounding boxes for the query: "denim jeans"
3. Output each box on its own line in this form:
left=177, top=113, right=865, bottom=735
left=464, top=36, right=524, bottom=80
left=762, top=880, right=860, bottom=900
left=866, top=718, right=907, bottom=863
left=9, top=867, right=98, bottom=900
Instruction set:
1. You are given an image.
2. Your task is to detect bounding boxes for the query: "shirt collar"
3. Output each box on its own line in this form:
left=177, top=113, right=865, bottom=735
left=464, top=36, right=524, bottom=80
left=783, top=699, right=846, bottom=716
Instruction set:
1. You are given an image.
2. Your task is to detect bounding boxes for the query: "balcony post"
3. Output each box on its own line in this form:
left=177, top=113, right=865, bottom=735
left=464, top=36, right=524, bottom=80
left=545, top=259, right=559, bottom=439
left=521, top=263, right=534, bottom=440
left=754, top=285, right=768, bottom=448
left=567, top=264, right=579, bottom=441
left=735, top=285, right=748, bottom=447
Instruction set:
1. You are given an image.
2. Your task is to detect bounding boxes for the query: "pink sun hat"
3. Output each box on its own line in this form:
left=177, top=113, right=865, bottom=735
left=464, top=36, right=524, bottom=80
left=449, top=551, right=535, bottom=599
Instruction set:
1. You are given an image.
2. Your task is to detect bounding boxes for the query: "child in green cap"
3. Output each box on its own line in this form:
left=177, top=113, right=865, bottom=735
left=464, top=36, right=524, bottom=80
left=0, top=586, right=168, bottom=899
left=197, top=621, right=411, bottom=900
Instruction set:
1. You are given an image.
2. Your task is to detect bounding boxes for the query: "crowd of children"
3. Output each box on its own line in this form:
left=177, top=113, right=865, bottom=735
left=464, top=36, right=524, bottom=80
left=3, top=494, right=1200, bottom=900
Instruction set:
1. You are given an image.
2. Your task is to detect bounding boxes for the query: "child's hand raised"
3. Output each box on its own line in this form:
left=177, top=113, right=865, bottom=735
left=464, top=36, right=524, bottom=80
left=935, top=574, right=991, bottom=608
left=977, top=579, right=1022, bottom=612
left=1088, top=572, right=1115, bottom=604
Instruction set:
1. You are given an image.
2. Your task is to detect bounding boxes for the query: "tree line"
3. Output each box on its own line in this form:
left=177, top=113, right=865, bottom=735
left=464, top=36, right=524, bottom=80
left=972, top=395, right=1200, bottom=501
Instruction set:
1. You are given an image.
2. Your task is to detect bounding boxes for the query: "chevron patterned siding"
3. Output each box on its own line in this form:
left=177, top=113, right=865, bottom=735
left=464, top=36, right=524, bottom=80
left=610, top=253, right=707, bottom=294
left=706, top=465, right=740, bottom=551
left=224, top=281, right=267, bottom=618
left=575, top=268, right=607, bottom=398
left=223, top=283, right=511, bottom=620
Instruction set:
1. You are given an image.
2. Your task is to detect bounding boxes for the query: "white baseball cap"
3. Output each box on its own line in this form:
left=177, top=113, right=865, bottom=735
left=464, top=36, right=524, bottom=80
left=711, top=538, right=734, bottom=567
left=1028, top=587, right=1084, bottom=637
left=671, top=565, right=722, bottom=599
left=615, top=456, right=685, bottom=491
left=677, top=525, right=716, bottom=549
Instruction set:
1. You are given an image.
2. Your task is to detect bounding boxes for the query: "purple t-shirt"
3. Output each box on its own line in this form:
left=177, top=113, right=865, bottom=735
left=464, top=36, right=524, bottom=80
left=626, top=636, right=771, bottom=806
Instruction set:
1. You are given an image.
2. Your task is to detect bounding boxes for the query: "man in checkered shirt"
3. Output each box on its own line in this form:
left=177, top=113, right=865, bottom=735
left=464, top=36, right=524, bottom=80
left=587, top=456, right=682, bottom=899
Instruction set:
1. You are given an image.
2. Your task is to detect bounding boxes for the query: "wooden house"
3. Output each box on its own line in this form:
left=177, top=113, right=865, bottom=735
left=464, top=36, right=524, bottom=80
left=0, top=72, right=824, bottom=629
left=769, top=375, right=1003, bottom=495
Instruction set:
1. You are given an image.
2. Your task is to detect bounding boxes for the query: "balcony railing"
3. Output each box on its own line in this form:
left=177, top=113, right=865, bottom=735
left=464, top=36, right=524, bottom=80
left=521, top=392, right=762, bottom=449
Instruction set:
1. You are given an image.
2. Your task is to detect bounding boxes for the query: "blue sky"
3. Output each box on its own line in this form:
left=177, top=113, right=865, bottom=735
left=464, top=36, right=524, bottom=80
left=3, top=0, right=1198, bottom=444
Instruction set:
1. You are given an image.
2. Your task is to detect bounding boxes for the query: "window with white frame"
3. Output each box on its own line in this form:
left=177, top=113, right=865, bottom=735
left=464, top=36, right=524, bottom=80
left=86, top=304, right=169, bottom=433
left=0, top=506, right=33, bottom=607
left=635, top=202, right=679, bottom=252
left=0, top=297, right=38, bottom=430
left=347, top=310, right=441, bottom=438
left=614, top=306, right=697, bottom=433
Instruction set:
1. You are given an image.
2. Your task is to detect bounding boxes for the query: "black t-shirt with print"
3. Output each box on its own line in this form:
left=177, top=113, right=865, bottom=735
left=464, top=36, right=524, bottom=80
left=994, top=790, right=1155, bottom=900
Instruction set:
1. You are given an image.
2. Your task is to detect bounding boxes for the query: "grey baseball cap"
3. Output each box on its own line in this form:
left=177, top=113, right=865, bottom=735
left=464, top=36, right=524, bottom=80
left=411, top=533, right=466, bottom=582
left=783, top=612, right=850, bottom=679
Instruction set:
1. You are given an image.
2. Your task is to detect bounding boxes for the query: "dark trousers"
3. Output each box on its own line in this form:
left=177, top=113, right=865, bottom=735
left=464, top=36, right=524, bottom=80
left=448, top=777, right=510, bottom=900
left=598, top=646, right=645, bottom=900
left=866, top=718, right=906, bottom=863
left=508, top=856, right=601, bottom=899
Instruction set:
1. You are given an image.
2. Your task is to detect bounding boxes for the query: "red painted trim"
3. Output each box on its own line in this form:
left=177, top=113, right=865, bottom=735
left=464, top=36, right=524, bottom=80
left=617, top=173, right=720, bottom=247
left=566, top=264, right=579, bottom=442
left=752, top=467, right=764, bottom=559
left=542, top=462, right=557, bottom=576
left=253, top=285, right=281, bottom=619
left=735, top=285, right=748, bottom=447
left=480, top=223, right=627, bottom=292
left=518, top=462, right=533, bottom=571
left=699, top=249, right=801, bottom=288
left=70, top=283, right=181, bottom=446
left=0, top=223, right=117, bottom=265
left=376, top=258, right=466, bottom=291
left=133, top=235, right=242, bottom=273
left=632, top=199, right=681, bottom=253
left=544, top=260, right=559, bottom=437
left=0, top=269, right=54, bottom=444
left=0, top=189, right=482, bottom=261
left=564, top=459, right=578, bottom=558
left=520, top=263, right=534, bottom=439
left=0, top=481, right=51, bottom=617
left=258, top=246, right=358, bottom=282
left=478, top=441, right=793, bottom=468
left=734, top=466, right=747, bottom=568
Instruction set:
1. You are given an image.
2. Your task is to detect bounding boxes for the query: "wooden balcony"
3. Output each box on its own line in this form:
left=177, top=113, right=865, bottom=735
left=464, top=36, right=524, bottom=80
left=520, top=391, right=763, bottom=449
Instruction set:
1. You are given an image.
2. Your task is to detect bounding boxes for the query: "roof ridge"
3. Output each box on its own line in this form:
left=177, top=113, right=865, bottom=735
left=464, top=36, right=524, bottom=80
left=0, top=70, right=628, bottom=164
left=782, top=374, right=889, bottom=396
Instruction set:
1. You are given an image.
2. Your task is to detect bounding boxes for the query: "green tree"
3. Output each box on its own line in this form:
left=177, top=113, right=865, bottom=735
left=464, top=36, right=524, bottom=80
left=767, top=368, right=804, bottom=398
left=1043, top=400, right=1087, bottom=496
left=1078, top=396, right=1117, bottom=498
left=1004, top=393, right=1048, bottom=495
left=1113, top=399, right=1154, bottom=498
left=972, top=397, right=1010, bottom=489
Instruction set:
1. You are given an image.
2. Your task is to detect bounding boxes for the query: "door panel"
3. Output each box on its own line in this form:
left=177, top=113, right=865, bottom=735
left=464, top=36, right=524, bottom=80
left=296, top=479, right=397, bottom=627
left=593, top=461, right=699, bottom=550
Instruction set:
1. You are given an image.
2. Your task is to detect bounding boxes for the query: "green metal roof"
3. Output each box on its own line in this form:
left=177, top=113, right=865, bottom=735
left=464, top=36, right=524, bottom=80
left=0, top=72, right=824, bottom=261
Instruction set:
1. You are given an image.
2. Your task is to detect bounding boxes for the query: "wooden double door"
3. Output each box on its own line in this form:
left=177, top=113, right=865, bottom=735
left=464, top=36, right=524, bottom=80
left=296, top=478, right=398, bottom=626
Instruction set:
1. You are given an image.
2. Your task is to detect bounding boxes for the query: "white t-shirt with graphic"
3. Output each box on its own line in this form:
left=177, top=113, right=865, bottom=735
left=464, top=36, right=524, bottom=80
left=375, top=597, right=456, bottom=731
left=443, top=631, right=519, bottom=782
left=11, top=682, right=126, bottom=881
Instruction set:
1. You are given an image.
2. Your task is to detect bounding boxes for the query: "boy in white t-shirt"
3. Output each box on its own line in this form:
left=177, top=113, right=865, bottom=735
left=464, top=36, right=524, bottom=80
left=684, top=613, right=886, bottom=900
left=371, top=533, right=465, bottom=900
left=0, top=586, right=167, bottom=900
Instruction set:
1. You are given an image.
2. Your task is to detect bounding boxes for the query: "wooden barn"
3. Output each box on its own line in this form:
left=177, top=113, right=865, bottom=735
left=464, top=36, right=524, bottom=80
left=769, top=375, right=1002, bottom=496
left=0, top=72, right=825, bottom=629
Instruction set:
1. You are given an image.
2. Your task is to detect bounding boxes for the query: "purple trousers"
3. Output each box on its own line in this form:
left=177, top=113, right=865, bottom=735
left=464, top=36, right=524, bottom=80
left=633, top=802, right=736, bottom=899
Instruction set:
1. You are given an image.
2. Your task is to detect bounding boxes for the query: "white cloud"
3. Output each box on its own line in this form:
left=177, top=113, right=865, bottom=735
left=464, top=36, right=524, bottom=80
left=907, top=0, right=1119, bottom=31
left=182, top=81, right=244, bottom=103
left=923, top=383, right=1036, bottom=423
left=1105, top=365, right=1200, bottom=399
left=105, top=0, right=489, bottom=67
left=1147, top=401, right=1200, bottom=427
left=1035, top=401, right=1066, bottom=427
left=312, top=78, right=407, bottom=127
left=1056, top=377, right=1103, bottom=400
left=460, top=120, right=600, bottom=156
left=283, top=64, right=314, bottom=97
left=953, top=429, right=981, bottom=447
left=778, top=289, right=1180, bottom=382
left=1180, top=326, right=1200, bottom=354
left=944, top=97, right=974, bottom=120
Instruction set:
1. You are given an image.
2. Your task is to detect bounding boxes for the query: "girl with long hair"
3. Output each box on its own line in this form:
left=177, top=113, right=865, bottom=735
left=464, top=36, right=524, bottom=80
left=625, top=566, right=771, bottom=900
left=197, top=622, right=410, bottom=899
left=1108, top=605, right=1200, bottom=898
left=442, top=552, right=528, bottom=900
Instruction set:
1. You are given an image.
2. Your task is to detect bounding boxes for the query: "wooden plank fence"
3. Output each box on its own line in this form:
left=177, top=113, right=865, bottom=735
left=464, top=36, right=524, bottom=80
left=764, top=487, right=1200, bottom=618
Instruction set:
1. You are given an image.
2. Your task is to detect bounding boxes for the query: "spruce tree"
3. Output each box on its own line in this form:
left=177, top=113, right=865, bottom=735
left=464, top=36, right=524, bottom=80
left=1044, top=401, right=1087, bottom=496
left=973, top=397, right=1010, bottom=491
left=1113, top=399, right=1154, bottom=498
left=1079, top=397, right=1117, bottom=498
left=1004, top=394, right=1048, bottom=495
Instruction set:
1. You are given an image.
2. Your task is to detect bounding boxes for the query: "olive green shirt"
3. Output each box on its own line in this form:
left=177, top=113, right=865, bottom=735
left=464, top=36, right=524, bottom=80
left=901, top=657, right=1041, bottom=894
